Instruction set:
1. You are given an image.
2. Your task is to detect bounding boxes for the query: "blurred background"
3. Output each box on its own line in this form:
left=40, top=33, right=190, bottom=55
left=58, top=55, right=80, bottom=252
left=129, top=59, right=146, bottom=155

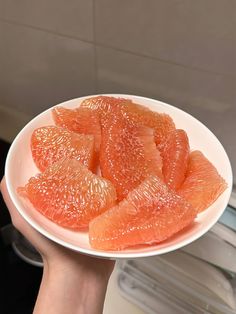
left=0, top=0, right=235, bottom=176
left=0, top=1, right=235, bottom=314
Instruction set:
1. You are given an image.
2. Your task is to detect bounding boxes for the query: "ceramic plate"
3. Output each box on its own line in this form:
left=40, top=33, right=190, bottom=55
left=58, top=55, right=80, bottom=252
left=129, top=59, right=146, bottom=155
left=5, top=94, right=233, bottom=259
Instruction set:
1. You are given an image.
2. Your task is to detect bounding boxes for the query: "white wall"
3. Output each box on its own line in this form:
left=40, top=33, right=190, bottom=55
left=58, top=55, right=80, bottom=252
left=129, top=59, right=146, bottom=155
left=0, top=0, right=235, bottom=180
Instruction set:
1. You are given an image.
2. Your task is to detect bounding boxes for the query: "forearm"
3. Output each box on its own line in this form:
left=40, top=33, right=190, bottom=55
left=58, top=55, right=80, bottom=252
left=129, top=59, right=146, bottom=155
left=34, top=262, right=110, bottom=314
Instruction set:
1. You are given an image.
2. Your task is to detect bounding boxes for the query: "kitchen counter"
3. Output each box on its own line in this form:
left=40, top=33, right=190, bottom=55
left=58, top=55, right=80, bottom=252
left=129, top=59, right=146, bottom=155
left=104, top=267, right=144, bottom=314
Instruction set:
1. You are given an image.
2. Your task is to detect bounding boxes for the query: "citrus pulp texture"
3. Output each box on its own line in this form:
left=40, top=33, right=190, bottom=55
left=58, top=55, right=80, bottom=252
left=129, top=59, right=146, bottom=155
left=18, top=158, right=117, bottom=230
left=89, top=175, right=197, bottom=250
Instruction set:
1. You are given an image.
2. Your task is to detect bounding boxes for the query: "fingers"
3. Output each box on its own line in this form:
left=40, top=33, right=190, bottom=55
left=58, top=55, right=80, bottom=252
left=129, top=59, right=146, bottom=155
left=1, top=177, right=39, bottom=241
left=1, top=177, right=21, bottom=227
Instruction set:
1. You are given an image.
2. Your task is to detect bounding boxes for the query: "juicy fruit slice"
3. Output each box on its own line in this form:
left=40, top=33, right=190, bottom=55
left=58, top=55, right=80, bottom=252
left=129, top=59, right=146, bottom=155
left=31, top=126, right=95, bottom=172
left=159, top=129, right=190, bottom=190
left=18, top=158, right=117, bottom=230
left=81, top=95, right=128, bottom=114
left=128, top=107, right=176, bottom=145
left=100, top=110, right=163, bottom=200
left=52, top=106, right=101, bottom=152
left=178, top=151, right=227, bottom=213
left=81, top=95, right=176, bottom=145
left=89, top=175, right=197, bottom=250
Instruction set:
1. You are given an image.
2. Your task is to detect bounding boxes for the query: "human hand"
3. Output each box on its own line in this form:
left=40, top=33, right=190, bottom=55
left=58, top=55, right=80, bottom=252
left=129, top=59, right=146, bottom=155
left=1, top=177, right=115, bottom=314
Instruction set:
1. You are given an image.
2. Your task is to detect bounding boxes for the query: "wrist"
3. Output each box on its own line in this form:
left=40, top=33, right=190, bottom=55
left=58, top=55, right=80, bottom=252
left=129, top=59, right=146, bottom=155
left=43, top=252, right=114, bottom=284
left=43, top=258, right=111, bottom=289
left=38, top=261, right=109, bottom=314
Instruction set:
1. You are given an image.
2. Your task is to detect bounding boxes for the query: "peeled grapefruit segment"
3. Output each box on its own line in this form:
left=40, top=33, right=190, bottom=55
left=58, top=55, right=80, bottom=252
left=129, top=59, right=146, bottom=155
left=52, top=106, right=101, bottom=152
left=81, top=95, right=175, bottom=144
left=31, top=126, right=95, bottom=172
left=178, top=151, right=227, bottom=213
left=89, top=175, right=197, bottom=250
left=159, top=129, right=190, bottom=190
left=80, top=95, right=128, bottom=114
left=18, top=158, right=117, bottom=230
left=100, top=110, right=163, bottom=200
left=128, top=106, right=176, bottom=145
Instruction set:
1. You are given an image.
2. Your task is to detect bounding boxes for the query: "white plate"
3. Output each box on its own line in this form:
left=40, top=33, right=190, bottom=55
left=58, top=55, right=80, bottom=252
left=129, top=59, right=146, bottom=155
left=5, top=94, right=233, bottom=259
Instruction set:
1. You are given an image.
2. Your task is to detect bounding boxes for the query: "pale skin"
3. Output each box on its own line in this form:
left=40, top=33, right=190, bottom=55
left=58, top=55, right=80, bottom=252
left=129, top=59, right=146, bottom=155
left=1, top=178, right=115, bottom=314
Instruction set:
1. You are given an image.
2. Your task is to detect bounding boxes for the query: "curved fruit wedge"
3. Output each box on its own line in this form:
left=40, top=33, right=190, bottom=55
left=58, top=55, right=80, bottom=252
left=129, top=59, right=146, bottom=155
left=100, top=110, right=163, bottom=200
left=178, top=151, right=227, bottom=213
left=81, top=95, right=175, bottom=144
left=127, top=105, right=176, bottom=145
left=52, top=106, right=101, bottom=152
left=89, top=175, right=197, bottom=250
left=18, top=158, right=117, bottom=230
left=31, top=126, right=95, bottom=172
left=159, top=129, right=190, bottom=190
left=81, top=95, right=128, bottom=114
